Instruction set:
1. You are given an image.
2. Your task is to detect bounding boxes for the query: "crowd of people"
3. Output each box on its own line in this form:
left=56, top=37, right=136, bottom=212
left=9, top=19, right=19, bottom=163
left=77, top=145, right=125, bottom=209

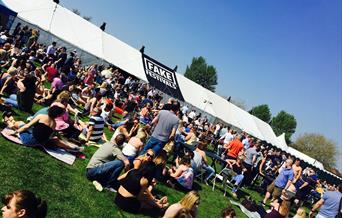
left=1, top=23, right=341, bottom=218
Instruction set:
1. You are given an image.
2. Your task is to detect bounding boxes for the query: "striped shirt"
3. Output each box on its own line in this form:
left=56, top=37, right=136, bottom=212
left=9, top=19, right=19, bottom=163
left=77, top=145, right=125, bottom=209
left=88, top=115, right=105, bottom=141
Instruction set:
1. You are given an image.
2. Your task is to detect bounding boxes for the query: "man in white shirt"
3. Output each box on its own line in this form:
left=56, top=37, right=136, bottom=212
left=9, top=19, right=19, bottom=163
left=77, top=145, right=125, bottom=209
left=242, top=134, right=251, bottom=150
left=46, top=41, right=57, bottom=56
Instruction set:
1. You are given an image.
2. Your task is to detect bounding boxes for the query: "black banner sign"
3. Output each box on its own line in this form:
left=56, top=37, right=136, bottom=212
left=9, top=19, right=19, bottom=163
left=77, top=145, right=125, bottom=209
left=142, top=54, right=184, bottom=101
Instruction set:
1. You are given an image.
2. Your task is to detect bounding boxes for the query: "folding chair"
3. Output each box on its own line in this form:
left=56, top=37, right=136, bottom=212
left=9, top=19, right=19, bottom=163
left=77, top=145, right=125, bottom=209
left=211, top=166, right=236, bottom=196
left=195, top=167, right=206, bottom=183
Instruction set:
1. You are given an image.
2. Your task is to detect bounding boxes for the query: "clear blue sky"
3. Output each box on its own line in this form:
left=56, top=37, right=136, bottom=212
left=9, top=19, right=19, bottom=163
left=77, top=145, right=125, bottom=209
left=61, top=0, right=341, bottom=165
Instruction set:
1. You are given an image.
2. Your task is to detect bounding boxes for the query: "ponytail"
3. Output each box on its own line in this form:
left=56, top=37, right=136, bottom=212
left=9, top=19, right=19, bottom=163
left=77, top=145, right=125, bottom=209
left=36, top=197, right=48, bottom=218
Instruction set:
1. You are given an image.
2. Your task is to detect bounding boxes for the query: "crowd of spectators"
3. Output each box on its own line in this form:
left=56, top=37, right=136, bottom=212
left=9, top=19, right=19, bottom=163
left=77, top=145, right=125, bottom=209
left=0, top=23, right=341, bottom=218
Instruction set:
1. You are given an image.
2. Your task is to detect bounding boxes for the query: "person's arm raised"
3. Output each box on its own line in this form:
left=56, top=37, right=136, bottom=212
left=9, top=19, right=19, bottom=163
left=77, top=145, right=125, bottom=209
left=17, top=114, right=41, bottom=133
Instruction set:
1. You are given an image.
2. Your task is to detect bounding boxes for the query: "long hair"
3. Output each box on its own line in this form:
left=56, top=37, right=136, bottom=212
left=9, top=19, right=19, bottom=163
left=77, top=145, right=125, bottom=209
left=179, top=191, right=200, bottom=210
left=278, top=200, right=290, bottom=217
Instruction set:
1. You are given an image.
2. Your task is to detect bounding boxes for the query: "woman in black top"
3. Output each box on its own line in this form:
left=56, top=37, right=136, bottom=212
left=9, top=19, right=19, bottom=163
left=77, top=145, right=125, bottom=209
left=115, top=163, right=156, bottom=214
left=17, top=73, right=36, bottom=112
left=10, top=105, right=83, bottom=151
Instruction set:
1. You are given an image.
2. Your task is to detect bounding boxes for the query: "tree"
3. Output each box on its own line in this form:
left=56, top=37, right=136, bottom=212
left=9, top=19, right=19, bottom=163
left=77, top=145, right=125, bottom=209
left=230, top=98, right=247, bottom=110
left=184, top=56, right=218, bottom=92
left=249, top=104, right=271, bottom=123
left=82, top=16, right=92, bottom=22
left=72, top=9, right=92, bottom=22
left=72, top=9, right=81, bottom=15
left=292, top=133, right=339, bottom=169
left=271, top=110, right=296, bottom=143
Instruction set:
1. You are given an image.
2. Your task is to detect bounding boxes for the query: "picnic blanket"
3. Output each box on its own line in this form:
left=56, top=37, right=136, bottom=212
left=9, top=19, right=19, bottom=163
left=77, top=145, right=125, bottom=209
left=1, top=128, right=76, bottom=165
left=78, top=133, right=104, bottom=148
left=230, top=200, right=261, bottom=218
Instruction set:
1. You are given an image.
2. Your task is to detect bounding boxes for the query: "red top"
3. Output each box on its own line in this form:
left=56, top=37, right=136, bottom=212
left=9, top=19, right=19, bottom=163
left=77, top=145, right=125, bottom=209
left=227, top=139, right=244, bottom=158
left=46, top=66, right=58, bottom=82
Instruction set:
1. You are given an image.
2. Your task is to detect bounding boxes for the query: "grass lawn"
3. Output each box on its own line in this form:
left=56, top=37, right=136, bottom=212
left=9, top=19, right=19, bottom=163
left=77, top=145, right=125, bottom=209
left=0, top=104, right=256, bottom=218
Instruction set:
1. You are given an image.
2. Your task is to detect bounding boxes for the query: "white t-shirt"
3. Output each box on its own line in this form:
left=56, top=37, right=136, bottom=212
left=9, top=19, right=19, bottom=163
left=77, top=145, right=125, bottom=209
left=188, top=111, right=196, bottom=119
left=220, top=132, right=234, bottom=144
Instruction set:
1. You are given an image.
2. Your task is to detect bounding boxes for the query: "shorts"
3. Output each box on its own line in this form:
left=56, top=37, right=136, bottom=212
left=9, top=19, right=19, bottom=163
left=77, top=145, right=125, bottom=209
left=19, top=131, right=39, bottom=146
left=267, top=181, right=283, bottom=199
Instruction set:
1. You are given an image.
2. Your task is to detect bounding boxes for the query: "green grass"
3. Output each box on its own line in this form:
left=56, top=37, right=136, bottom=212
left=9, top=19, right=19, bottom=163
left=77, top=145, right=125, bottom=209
left=0, top=104, right=254, bottom=218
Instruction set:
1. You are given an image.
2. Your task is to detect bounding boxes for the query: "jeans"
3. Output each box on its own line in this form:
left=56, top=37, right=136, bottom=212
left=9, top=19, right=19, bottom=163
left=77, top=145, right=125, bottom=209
left=203, top=164, right=215, bottom=181
left=19, top=131, right=39, bottom=146
left=111, top=121, right=127, bottom=130
left=4, top=94, right=18, bottom=107
left=140, top=136, right=166, bottom=155
left=86, top=160, right=124, bottom=188
left=232, top=174, right=244, bottom=186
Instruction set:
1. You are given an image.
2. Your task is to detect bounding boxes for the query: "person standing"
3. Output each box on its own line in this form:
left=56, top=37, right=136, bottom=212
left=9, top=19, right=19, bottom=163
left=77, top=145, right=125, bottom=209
left=141, top=102, right=180, bottom=155
left=309, top=184, right=342, bottom=218
left=223, top=135, right=244, bottom=161
left=263, top=158, right=294, bottom=204
left=242, top=143, right=261, bottom=187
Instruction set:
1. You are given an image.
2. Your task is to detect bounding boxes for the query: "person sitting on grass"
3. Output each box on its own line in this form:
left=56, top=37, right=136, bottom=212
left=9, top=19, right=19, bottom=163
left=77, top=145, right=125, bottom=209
left=163, top=191, right=200, bottom=218
left=6, top=105, right=84, bottom=152
left=86, top=134, right=129, bottom=192
left=31, top=97, right=82, bottom=145
left=110, top=118, right=139, bottom=141
left=3, top=73, right=36, bottom=113
left=133, top=149, right=155, bottom=169
left=122, top=130, right=147, bottom=162
left=77, top=107, right=107, bottom=144
left=1, top=190, right=47, bottom=218
left=115, top=162, right=166, bottom=214
left=167, top=156, right=194, bottom=191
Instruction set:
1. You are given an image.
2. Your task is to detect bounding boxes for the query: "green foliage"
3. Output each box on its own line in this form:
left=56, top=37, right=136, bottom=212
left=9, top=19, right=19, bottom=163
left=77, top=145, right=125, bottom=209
left=271, top=110, right=297, bottom=144
left=292, top=133, right=338, bottom=169
left=230, top=98, right=247, bottom=110
left=249, top=104, right=271, bottom=123
left=184, top=56, right=218, bottom=92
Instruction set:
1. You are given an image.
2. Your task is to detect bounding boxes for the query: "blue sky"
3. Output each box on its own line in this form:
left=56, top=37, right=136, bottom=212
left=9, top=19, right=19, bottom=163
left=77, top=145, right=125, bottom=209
left=62, top=0, right=341, bottom=166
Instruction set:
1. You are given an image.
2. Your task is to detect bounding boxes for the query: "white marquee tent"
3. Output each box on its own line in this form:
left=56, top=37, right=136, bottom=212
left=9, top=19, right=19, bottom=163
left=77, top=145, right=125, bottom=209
left=1, top=0, right=328, bottom=173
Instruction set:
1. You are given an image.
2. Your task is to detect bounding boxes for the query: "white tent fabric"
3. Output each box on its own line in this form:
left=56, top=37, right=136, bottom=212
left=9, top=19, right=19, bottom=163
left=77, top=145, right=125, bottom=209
left=252, top=116, right=279, bottom=147
left=275, top=133, right=289, bottom=151
left=1, top=0, right=325, bottom=171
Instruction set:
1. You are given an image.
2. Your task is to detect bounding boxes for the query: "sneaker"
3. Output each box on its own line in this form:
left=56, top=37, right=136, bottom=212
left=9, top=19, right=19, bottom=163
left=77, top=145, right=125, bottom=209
left=232, top=192, right=237, bottom=198
left=26, top=116, right=33, bottom=122
left=92, top=181, right=103, bottom=192
left=104, top=187, right=117, bottom=193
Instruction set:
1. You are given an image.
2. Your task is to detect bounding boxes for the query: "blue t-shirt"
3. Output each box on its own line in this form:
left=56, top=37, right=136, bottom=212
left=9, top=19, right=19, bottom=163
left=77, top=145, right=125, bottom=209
left=318, top=191, right=342, bottom=218
left=274, top=167, right=294, bottom=188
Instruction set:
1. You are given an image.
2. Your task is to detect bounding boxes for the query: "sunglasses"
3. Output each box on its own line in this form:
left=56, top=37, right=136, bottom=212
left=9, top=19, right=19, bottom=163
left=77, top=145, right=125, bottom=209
left=146, top=153, right=154, bottom=158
